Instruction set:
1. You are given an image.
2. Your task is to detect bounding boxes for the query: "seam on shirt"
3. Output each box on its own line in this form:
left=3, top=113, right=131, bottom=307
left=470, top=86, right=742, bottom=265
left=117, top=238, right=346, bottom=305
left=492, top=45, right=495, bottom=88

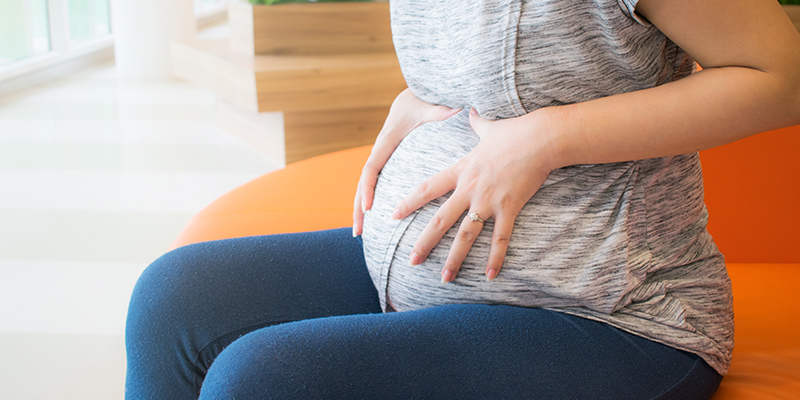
left=501, top=0, right=527, bottom=117
left=378, top=209, right=421, bottom=311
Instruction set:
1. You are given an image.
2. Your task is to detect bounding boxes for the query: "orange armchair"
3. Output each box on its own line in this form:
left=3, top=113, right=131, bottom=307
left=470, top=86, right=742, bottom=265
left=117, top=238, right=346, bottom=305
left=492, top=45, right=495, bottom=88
left=171, top=125, right=800, bottom=399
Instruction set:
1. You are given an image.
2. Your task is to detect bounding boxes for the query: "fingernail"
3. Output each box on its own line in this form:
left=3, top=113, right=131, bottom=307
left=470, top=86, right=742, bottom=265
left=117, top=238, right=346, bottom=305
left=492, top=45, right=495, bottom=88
left=470, top=107, right=477, bottom=116
left=353, top=226, right=358, bottom=237
left=486, top=269, right=498, bottom=281
left=409, top=251, right=420, bottom=266
left=391, top=208, right=402, bottom=219
left=362, top=198, right=367, bottom=213
left=441, top=269, right=453, bottom=285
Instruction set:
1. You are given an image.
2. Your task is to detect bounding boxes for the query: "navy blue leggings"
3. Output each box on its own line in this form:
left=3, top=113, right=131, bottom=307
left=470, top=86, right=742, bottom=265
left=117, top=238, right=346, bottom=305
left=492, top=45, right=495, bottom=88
left=125, top=228, right=722, bottom=399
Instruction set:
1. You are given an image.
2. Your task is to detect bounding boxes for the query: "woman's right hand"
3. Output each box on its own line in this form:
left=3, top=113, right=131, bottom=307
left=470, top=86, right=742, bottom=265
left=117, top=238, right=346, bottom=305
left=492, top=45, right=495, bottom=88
left=353, top=88, right=460, bottom=236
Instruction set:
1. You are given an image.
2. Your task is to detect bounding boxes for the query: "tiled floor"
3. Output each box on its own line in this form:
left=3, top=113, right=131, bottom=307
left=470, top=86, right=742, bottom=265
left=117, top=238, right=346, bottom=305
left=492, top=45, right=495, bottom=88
left=0, top=61, right=279, bottom=399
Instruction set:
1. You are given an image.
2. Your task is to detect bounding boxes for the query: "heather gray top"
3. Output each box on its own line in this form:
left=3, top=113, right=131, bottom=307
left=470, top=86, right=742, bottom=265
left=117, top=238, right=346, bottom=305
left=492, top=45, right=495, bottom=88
left=362, top=0, right=734, bottom=374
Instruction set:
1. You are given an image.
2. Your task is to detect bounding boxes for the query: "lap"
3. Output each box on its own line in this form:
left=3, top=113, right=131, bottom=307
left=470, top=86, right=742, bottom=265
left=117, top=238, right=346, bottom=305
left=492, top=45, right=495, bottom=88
left=127, top=227, right=720, bottom=400
left=125, top=228, right=381, bottom=399
left=200, top=304, right=721, bottom=400
left=130, top=227, right=381, bottom=333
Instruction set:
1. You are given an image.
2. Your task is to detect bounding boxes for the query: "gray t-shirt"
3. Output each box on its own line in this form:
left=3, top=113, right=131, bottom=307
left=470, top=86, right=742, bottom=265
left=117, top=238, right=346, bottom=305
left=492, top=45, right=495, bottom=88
left=362, top=0, right=733, bottom=375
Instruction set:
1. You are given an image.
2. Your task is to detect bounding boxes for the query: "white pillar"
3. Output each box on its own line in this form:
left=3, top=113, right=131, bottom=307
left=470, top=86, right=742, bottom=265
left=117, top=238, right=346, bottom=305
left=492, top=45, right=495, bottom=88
left=110, top=0, right=196, bottom=79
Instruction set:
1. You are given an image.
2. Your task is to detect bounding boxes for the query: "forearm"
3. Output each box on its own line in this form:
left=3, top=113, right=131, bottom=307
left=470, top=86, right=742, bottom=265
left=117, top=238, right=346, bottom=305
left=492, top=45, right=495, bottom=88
left=545, top=64, right=800, bottom=169
left=539, top=0, right=800, bottom=170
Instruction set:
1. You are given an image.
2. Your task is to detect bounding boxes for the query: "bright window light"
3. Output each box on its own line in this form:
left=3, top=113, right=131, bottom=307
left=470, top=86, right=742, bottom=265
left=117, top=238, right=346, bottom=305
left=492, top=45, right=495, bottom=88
left=0, top=0, right=51, bottom=67
left=68, top=0, right=111, bottom=43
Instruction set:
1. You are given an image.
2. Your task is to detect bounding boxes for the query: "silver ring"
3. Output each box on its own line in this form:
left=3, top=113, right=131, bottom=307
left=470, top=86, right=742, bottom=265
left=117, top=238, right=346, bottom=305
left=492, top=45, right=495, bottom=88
left=467, top=212, right=484, bottom=223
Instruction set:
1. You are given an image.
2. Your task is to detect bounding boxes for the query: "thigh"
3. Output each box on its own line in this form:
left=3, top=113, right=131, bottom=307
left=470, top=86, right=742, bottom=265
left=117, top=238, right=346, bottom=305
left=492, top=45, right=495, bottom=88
left=200, top=305, right=721, bottom=400
left=125, top=228, right=381, bottom=400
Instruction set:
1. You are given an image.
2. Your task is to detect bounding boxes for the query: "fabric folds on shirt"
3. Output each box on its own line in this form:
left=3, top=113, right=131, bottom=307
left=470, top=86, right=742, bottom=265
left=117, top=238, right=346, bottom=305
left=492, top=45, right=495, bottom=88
left=361, top=0, right=733, bottom=375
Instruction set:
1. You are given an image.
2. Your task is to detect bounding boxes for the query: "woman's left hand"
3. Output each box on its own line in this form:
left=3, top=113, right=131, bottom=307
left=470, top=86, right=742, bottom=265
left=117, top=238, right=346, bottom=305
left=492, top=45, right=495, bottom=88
left=391, top=107, right=560, bottom=283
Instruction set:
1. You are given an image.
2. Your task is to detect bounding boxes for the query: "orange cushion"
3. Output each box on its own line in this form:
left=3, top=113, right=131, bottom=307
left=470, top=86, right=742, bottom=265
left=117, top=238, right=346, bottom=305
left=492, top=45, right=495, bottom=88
left=170, top=132, right=800, bottom=399
left=173, top=125, right=800, bottom=263
left=712, top=263, right=800, bottom=399
left=700, top=124, right=800, bottom=263
left=169, top=145, right=370, bottom=250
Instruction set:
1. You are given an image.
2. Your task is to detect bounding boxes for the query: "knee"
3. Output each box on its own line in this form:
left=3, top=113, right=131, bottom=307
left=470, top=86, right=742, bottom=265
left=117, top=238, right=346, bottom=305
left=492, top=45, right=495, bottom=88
left=126, top=245, right=215, bottom=351
left=198, top=320, right=374, bottom=400
left=125, top=245, right=225, bottom=398
left=198, top=329, right=302, bottom=400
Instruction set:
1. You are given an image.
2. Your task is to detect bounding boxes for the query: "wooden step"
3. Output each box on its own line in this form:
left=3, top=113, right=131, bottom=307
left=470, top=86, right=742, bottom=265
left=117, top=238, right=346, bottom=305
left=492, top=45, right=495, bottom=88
left=229, top=1, right=394, bottom=56
left=172, top=38, right=405, bottom=114
left=216, top=100, right=387, bottom=165
left=172, top=37, right=400, bottom=165
left=170, top=2, right=405, bottom=165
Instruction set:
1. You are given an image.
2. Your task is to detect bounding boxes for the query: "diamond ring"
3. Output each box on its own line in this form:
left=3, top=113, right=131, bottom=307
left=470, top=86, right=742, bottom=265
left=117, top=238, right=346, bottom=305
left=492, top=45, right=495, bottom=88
left=467, top=212, right=484, bottom=223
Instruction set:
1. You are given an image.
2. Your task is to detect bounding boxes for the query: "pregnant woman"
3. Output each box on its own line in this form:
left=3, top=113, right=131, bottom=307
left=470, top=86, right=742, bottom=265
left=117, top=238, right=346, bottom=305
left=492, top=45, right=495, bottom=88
left=125, top=0, right=800, bottom=399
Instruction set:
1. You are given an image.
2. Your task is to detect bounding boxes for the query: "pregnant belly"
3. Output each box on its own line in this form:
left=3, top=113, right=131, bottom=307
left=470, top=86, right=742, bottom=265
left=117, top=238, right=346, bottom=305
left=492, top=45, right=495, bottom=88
left=361, top=112, right=648, bottom=315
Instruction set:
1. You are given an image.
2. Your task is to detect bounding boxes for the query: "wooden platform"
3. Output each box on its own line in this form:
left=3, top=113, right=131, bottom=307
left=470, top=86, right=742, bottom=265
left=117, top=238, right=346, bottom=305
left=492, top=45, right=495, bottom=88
left=229, top=2, right=394, bottom=56
left=171, top=2, right=405, bottom=165
left=172, top=38, right=404, bottom=114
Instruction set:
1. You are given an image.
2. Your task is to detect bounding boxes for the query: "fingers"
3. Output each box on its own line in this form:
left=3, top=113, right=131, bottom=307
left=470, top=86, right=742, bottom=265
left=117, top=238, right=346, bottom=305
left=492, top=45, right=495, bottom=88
left=407, top=195, right=470, bottom=268
left=425, top=104, right=461, bottom=123
left=440, top=210, right=488, bottom=284
left=354, top=90, right=461, bottom=236
left=352, top=146, right=396, bottom=236
left=485, top=214, right=513, bottom=281
left=469, top=107, right=500, bottom=142
left=412, top=207, right=503, bottom=284
left=395, top=166, right=509, bottom=284
left=360, top=163, right=380, bottom=211
left=353, top=169, right=378, bottom=236
left=392, top=170, right=456, bottom=220
left=352, top=192, right=363, bottom=237
left=468, top=107, right=486, bottom=137
left=469, top=106, right=481, bottom=120
left=414, top=209, right=511, bottom=284
left=386, top=89, right=459, bottom=139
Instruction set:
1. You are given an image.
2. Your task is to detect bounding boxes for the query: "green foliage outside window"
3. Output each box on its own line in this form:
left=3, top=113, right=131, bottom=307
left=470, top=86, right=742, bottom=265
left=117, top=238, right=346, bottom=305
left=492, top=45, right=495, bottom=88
left=779, top=0, right=800, bottom=5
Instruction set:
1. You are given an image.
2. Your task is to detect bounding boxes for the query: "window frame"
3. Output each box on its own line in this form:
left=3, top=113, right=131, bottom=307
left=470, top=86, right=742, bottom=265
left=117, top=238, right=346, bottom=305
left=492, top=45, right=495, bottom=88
left=0, top=0, right=232, bottom=95
left=0, top=0, right=113, bottom=87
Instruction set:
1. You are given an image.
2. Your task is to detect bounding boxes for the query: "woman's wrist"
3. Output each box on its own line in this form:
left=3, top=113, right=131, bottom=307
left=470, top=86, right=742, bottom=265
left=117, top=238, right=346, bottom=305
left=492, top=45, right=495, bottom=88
left=532, top=104, right=586, bottom=172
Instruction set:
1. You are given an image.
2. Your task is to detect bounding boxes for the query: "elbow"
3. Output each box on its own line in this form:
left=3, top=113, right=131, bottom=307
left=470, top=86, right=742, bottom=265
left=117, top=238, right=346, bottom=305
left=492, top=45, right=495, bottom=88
left=789, top=76, right=800, bottom=128
left=781, top=54, right=800, bottom=127
left=760, top=32, right=800, bottom=128
left=764, top=61, right=800, bottom=129
left=778, top=46, right=800, bottom=127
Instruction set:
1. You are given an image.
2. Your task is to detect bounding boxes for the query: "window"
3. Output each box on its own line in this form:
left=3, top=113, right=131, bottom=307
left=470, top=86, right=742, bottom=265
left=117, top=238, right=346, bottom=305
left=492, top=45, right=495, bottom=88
left=0, top=0, right=112, bottom=68
left=68, top=0, right=111, bottom=43
left=1, top=0, right=227, bottom=91
left=0, top=0, right=51, bottom=67
left=0, top=0, right=113, bottom=84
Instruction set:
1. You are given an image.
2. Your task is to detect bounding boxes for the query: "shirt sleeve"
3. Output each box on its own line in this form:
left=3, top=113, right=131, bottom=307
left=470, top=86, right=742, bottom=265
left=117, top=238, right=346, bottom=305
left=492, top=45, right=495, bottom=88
left=616, top=0, right=652, bottom=26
